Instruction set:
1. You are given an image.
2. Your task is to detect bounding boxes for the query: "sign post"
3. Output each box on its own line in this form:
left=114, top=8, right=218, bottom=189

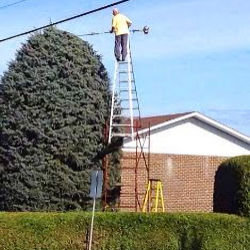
left=88, top=170, right=103, bottom=250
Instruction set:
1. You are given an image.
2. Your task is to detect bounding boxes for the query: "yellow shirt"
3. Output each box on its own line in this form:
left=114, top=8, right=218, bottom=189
left=112, top=13, right=132, bottom=36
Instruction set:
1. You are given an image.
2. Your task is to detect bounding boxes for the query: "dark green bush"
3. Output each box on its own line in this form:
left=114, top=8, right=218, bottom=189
left=0, top=212, right=249, bottom=250
left=0, top=27, right=111, bottom=211
left=214, top=155, right=250, bottom=217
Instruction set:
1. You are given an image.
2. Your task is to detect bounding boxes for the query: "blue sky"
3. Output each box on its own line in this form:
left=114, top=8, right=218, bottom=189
left=0, top=0, right=250, bottom=135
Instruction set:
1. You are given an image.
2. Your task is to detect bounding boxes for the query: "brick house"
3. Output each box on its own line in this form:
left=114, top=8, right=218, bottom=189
left=120, top=112, right=250, bottom=212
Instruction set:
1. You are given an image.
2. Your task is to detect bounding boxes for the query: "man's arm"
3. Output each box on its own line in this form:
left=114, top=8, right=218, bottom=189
left=110, top=27, right=115, bottom=33
left=110, top=17, right=116, bottom=33
left=126, top=17, right=132, bottom=27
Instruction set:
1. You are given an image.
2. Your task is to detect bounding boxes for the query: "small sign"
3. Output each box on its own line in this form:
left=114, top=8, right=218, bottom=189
left=89, top=170, right=103, bottom=198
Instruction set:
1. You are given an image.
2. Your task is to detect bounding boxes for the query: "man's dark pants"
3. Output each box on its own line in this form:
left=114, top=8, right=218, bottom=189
left=114, top=34, right=128, bottom=61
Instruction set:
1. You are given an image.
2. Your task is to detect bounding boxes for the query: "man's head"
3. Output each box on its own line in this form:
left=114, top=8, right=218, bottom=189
left=113, top=8, right=119, bottom=16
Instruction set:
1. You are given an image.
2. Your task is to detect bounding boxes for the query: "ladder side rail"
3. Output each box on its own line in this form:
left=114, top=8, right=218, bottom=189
left=160, top=183, right=165, bottom=212
left=129, top=41, right=141, bottom=123
left=118, top=63, right=121, bottom=98
left=137, top=134, right=150, bottom=172
left=127, top=36, right=134, bottom=140
left=142, top=181, right=151, bottom=212
left=135, top=132, right=139, bottom=211
left=155, top=182, right=160, bottom=212
left=108, top=61, right=118, bottom=143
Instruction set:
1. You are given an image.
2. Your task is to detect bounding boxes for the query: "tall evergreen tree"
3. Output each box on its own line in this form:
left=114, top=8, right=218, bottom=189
left=0, top=28, right=110, bottom=211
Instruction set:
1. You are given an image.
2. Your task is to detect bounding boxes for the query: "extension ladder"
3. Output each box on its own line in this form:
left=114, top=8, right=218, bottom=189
left=108, top=38, right=140, bottom=144
left=142, top=179, right=165, bottom=212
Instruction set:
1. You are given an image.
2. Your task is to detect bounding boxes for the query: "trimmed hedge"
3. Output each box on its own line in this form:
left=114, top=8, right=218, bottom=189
left=0, top=212, right=249, bottom=250
left=214, top=155, right=250, bottom=217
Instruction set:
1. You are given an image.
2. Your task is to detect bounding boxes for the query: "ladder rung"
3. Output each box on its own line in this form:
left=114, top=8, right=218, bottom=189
left=118, top=61, right=132, bottom=64
left=112, top=124, right=132, bottom=127
left=120, top=107, right=139, bottom=110
left=149, top=179, right=162, bottom=182
left=120, top=99, right=138, bottom=102
left=115, top=100, right=138, bottom=104
left=113, top=106, right=139, bottom=110
left=119, top=70, right=133, bottom=73
left=119, top=80, right=135, bottom=83
left=119, top=89, right=136, bottom=92
left=112, top=133, right=132, bottom=137
left=112, top=125, right=138, bottom=129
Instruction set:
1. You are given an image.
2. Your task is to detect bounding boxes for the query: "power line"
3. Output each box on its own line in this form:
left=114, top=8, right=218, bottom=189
left=0, top=0, right=129, bottom=43
left=0, top=0, right=29, bottom=10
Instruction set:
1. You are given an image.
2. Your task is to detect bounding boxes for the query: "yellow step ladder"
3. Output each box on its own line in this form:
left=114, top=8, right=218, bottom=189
left=142, top=179, right=165, bottom=212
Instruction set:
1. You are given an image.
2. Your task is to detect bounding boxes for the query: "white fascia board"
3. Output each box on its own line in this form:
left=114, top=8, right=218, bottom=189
left=135, top=112, right=196, bottom=136
left=129, top=111, right=250, bottom=145
left=193, top=112, right=250, bottom=144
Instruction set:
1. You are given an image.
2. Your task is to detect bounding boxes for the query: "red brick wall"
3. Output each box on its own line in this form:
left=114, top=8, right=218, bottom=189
left=120, top=152, right=227, bottom=212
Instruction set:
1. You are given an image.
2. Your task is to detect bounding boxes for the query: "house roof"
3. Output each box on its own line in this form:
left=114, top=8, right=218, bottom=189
left=133, top=111, right=250, bottom=145
left=136, top=112, right=193, bottom=130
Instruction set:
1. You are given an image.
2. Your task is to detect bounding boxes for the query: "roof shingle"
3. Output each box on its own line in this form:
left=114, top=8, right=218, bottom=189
left=136, top=112, right=193, bottom=130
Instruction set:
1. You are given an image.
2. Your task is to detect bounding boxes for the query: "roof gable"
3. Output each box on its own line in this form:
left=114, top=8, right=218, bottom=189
left=123, top=112, right=250, bottom=157
left=134, top=112, right=250, bottom=145
left=136, top=112, right=192, bottom=130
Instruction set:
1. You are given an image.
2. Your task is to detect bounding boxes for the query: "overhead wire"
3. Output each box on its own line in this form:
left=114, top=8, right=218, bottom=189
left=0, top=0, right=30, bottom=10
left=0, top=0, right=129, bottom=43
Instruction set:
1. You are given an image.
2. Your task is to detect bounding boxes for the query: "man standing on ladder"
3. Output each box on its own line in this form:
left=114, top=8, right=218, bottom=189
left=110, top=8, right=132, bottom=61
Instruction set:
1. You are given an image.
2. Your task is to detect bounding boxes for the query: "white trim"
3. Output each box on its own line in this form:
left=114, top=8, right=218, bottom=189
left=125, top=112, right=250, bottom=145
left=193, top=112, right=250, bottom=144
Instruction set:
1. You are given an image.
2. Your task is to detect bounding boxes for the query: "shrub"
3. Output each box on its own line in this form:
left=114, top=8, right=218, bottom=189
left=214, top=155, right=250, bottom=217
left=0, top=212, right=249, bottom=250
